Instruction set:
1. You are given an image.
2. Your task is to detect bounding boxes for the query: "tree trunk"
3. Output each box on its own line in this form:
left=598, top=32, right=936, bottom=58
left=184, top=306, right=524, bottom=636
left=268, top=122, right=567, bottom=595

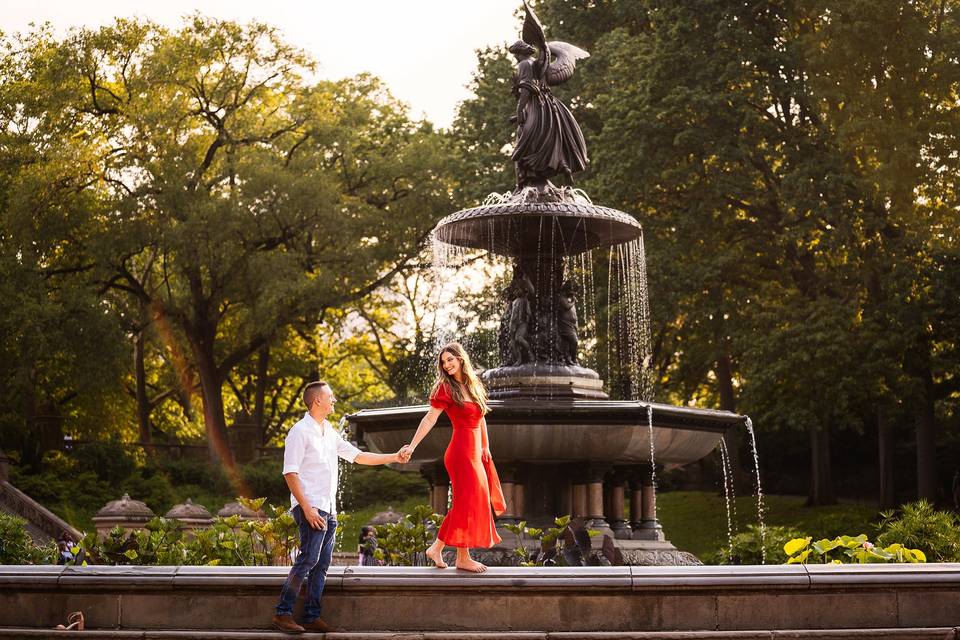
left=807, top=420, right=837, bottom=506
left=191, top=337, right=235, bottom=468
left=716, top=352, right=750, bottom=494
left=877, top=408, right=896, bottom=509
left=916, top=367, right=938, bottom=501
left=253, top=344, right=269, bottom=446
left=134, top=330, right=152, bottom=449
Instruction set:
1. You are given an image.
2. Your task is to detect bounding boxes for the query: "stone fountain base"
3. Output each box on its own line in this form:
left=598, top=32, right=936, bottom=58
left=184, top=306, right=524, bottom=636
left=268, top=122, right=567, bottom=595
left=3, top=564, right=959, bottom=635
left=474, top=537, right=700, bottom=567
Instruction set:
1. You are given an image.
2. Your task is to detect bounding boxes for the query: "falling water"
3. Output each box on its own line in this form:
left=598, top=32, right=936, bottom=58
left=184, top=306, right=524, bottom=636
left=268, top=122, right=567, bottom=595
left=336, top=417, right=354, bottom=552
left=646, top=404, right=657, bottom=490
left=745, top=417, right=767, bottom=563
left=718, top=437, right=736, bottom=563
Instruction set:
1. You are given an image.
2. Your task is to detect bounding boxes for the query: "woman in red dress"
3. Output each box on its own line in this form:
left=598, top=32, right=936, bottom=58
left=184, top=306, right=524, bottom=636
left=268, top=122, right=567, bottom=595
left=402, top=342, right=505, bottom=572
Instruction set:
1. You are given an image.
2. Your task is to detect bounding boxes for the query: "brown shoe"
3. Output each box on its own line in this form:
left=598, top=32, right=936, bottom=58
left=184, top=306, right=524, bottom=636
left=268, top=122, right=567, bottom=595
left=302, top=618, right=339, bottom=632
left=272, top=614, right=305, bottom=633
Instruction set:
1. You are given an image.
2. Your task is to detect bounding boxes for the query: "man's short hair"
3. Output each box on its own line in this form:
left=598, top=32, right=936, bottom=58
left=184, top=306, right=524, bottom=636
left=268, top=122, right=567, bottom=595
left=303, top=381, right=328, bottom=408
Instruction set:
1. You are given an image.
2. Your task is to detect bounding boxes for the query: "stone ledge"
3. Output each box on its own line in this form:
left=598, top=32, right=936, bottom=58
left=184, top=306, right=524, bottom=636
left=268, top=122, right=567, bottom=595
left=5, top=564, right=960, bottom=592
left=3, top=565, right=960, bottom=632
left=0, top=628, right=957, bottom=639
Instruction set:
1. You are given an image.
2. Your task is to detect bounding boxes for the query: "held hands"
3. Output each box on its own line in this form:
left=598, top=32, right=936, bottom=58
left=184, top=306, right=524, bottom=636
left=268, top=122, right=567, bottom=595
left=396, top=444, right=413, bottom=464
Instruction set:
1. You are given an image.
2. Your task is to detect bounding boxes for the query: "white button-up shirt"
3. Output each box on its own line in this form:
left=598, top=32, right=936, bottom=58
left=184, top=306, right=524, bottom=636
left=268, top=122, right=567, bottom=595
left=282, top=412, right=361, bottom=514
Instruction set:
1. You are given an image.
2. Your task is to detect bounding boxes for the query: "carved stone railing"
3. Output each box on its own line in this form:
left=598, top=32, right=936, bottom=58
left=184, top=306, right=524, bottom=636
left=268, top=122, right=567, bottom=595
left=0, top=481, right=82, bottom=542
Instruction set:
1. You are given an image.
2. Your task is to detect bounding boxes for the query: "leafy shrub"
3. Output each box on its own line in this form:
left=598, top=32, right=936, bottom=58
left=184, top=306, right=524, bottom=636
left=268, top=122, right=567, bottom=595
left=704, top=524, right=804, bottom=565
left=343, top=466, right=428, bottom=511
left=119, top=471, right=177, bottom=515
left=503, top=515, right=599, bottom=566
left=240, top=459, right=287, bottom=506
left=70, top=498, right=301, bottom=566
left=72, top=441, right=138, bottom=484
left=373, top=504, right=442, bottom=566
left=0, top=513, right=55, bottom=564
left=876, top=500, right=960, bottom=562
left=156, top=457, right=229, bottom=493
left=784, top=534, right=926, bottom=564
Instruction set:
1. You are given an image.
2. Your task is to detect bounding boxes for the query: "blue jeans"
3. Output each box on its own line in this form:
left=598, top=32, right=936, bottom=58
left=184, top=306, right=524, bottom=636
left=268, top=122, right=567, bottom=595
left=275, top=505, right=337, bottom=622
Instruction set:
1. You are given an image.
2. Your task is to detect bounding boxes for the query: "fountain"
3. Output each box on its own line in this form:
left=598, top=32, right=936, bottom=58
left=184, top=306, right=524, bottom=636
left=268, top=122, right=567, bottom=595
left=346, top=1, right=746, bottom=565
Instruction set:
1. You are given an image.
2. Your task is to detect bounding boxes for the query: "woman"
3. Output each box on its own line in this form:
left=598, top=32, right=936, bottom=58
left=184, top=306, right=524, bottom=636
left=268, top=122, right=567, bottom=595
left=402, top=342, right=505, bottom=572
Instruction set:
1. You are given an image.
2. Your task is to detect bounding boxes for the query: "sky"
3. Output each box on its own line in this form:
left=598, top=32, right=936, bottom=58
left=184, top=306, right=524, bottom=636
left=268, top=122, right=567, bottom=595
left=1, top=0, right=523, bottom=128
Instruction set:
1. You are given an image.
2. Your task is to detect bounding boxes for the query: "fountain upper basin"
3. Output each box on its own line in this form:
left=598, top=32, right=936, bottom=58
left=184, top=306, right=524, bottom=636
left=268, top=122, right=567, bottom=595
left=348, top=400, right=743, bottom=467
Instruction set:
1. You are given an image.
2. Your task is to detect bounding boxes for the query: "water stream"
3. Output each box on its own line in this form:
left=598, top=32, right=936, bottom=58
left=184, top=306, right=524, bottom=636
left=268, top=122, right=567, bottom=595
left=718, top=437, right=736, bottom=563
left=745, top=417, right=767, bottom=563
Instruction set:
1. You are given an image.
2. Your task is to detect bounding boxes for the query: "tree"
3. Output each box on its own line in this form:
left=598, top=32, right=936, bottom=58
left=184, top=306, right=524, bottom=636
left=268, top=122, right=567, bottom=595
left=2, top=18, right=457, bottom=467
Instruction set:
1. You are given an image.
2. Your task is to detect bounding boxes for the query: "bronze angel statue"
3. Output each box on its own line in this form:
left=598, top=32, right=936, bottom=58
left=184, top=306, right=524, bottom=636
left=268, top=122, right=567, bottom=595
left=509, top=1, right=590, bottom=190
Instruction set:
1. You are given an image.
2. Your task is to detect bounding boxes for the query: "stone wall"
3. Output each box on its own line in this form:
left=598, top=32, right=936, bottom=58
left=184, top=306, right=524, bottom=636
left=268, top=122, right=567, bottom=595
left=1, top=564, right=959, bottom=633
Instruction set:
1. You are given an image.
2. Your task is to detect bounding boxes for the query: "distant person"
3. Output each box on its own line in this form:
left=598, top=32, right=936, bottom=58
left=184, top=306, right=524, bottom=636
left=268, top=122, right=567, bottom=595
left=272, top=381, right=410, bottom=634
left=56, top=533, right=76, bottom=565
left=358, top=525, right=379, bottom=566
left=400, top=342, right=506, bottom=573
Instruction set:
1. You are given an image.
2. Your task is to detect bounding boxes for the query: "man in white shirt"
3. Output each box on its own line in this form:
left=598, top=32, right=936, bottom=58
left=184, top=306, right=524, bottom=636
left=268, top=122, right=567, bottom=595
left=273, top=380, right=410, bottom=633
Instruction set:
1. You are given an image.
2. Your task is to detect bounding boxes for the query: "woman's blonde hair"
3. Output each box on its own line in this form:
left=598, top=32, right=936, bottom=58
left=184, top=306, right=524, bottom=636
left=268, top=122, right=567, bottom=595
left=432, top=341, right=489, bottom=415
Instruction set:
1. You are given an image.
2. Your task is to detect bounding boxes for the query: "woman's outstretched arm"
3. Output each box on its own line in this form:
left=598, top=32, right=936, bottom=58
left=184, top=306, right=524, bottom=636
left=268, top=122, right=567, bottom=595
left=402, top=407, right=443, bottom=458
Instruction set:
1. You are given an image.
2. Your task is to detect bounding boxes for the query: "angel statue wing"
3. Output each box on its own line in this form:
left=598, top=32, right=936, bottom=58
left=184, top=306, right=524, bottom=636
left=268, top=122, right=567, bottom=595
left=545, top=42, right=590, bottom=86
left=521, top=1, right=590, bottom=87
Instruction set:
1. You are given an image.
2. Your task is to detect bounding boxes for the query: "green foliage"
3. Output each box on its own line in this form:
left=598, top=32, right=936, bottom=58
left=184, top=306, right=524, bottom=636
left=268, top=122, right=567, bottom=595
left=238, top=458, right=287, bottom=507
left=784, top=535, right=926, bottom=565
left=503, top=515, right=598, bottom=566
left=372, top=504, right=442, bottom=566
left=0, top=513, right=56, bottom=564
left=69, top=498, right=301, bottom=566
left=657, top=491, right=878, bottom=561
left=342, top=466, right=429, bottom=511
left=71, top=441, right=138, bottom=484
left=704, top=525, right=805, bottom=566
left=876, top=500, right=960, bottom=563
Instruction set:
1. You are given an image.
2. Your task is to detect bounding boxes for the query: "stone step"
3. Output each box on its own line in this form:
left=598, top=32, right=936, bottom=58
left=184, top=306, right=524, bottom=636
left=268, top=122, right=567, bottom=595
left=0, top=629, right=957, bottom=639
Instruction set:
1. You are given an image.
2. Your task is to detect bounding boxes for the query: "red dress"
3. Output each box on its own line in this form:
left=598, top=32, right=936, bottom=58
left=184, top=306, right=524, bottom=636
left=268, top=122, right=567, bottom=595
left=430, top=383, right=505, bottom=548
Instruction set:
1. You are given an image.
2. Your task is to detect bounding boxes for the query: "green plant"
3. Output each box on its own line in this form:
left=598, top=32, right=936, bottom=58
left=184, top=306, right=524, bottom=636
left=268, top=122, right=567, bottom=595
left=0, top=513, right=56, bottom=564
left=784, top=534, right=926, bottom=564
left=704, top=525, right=805, bottom=565
left=876, top=500, right=960, bottom=562
left=503, top=515, right=597, bottom=566
left=373, top=504, right=442, bottom=566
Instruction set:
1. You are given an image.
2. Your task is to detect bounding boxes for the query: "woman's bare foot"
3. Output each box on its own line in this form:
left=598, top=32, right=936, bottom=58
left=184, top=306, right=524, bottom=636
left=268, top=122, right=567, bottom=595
left=426, top=543, right=447, bottom=568
left=455, top=557, right=487, bottom=573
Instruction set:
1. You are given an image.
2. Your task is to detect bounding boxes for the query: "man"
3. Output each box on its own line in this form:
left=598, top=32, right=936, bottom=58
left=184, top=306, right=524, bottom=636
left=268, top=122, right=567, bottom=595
left=273, top=380, right=410, bottom=633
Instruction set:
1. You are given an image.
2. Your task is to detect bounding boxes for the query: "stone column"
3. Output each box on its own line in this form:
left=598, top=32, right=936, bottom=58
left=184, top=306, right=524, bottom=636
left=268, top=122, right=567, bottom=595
left=420, top=462, right=450, bottom=516
left=606, top=468, right=632, bottom=539
left=496, top=464, right=519, bottom=523
left=513, top=480, right=526, bottom=523
left=571, top=484, right=587, bottom=518
left=585, top=463, right=613, bottom=535
left=630, top=465, right=664, bottom=541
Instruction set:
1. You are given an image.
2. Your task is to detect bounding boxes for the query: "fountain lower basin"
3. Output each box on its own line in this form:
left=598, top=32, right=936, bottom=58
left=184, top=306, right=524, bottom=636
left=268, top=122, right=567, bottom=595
left=350, top=400, right=741, bottom=467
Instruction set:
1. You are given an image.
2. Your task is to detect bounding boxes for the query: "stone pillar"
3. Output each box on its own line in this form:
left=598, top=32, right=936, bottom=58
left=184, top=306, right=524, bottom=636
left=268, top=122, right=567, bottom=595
left=571, top=474, right=588, bottom=518
left=585, top=464, right=613, bottom=534
left=630, top=465, right=664, bottom=541
left=606, top=469, right=632, bottom=539
left=496, top=464, right=520, bottom=523
left=513, top=480, right=526, bottom=523
left=420, top=462, right=450, bottom=516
